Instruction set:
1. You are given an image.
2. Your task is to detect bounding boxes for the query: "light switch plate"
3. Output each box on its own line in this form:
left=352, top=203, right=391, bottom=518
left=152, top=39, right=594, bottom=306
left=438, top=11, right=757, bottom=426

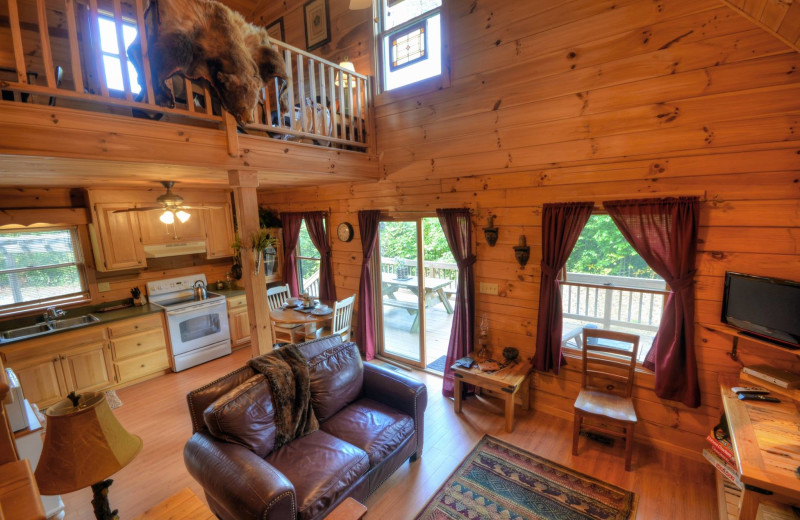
left=98, top=282, right=111, bottom=292
left=479, top=282, right=498, bottom=295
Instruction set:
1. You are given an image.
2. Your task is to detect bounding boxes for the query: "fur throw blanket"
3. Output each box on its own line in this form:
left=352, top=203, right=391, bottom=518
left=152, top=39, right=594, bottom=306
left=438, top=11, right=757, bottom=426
left=128, top=0, right=287, bottom=124
left=247, top=345, right=318, bottom=449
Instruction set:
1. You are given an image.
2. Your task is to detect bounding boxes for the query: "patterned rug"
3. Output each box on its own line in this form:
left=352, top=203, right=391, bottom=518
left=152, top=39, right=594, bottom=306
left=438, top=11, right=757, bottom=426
left=415, top=436, right=637, bottom=520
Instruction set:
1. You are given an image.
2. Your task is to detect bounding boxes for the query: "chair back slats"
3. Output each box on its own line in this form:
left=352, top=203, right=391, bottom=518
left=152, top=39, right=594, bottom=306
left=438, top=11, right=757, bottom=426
left=331, top=294, right=356, bottom=341
left=267, top=284, right=291, bottom=311
left=582, top=328, right=639, bottom=398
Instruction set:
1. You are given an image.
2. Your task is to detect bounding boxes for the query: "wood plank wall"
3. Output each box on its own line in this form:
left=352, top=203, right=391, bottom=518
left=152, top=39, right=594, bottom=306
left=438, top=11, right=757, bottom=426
left=720, top=0, right=800, bottom=53
left=258, top=0, right=800, bottom=459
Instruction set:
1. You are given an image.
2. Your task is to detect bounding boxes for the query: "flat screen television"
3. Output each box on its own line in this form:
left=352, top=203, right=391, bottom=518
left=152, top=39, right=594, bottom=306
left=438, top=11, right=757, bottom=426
left=722, top=272, right=800, bottom=349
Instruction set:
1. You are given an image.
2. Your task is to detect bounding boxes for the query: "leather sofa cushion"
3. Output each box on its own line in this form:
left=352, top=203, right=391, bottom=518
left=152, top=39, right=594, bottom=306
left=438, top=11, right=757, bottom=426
left=304, top=341, right=363, bottom=422
left=265, top=430, right=369, bottom=520
left=203, top=375, right=277, bottom=458
left=320, top=398, right=414, bottom=467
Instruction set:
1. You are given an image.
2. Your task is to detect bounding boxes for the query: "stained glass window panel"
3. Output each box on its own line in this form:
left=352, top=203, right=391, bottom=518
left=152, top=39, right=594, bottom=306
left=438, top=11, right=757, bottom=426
left=390, top=21, right=427, bottom=71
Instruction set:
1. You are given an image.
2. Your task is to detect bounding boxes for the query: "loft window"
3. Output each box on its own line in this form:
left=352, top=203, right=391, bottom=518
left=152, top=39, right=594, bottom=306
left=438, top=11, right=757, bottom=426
left=561, top=214, right=667, bottom=362
left=97, top=13, right=141, bottom=94
left=379, top=0, right=442, bottom=91
left=0, top=227, right=89, bottom=314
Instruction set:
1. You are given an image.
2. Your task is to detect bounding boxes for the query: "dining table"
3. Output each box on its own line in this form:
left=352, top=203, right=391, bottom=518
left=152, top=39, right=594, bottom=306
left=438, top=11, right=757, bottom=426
left=269, top=299, right=336, bottom=339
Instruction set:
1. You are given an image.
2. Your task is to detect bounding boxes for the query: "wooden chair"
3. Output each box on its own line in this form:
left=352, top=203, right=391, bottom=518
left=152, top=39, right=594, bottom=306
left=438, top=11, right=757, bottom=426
left=317, top=294, right=356, bottom=341
left=267, top=284, right=304, bottom=343
left=572, top=328, right=639, bottom=471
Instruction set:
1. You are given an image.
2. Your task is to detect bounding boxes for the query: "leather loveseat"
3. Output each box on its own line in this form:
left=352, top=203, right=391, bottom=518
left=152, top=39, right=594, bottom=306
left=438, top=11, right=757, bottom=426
left=183, top=335, right=428, bottom=520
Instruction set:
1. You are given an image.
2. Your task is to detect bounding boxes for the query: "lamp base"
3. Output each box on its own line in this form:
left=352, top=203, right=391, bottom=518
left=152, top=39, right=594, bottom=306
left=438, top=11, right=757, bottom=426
left=91, top=479, right=119, bottom=520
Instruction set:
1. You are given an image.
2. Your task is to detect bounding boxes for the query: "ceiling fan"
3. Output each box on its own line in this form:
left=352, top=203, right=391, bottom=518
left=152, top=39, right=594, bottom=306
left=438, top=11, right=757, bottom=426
left=113, top=181, right=220, bottom=224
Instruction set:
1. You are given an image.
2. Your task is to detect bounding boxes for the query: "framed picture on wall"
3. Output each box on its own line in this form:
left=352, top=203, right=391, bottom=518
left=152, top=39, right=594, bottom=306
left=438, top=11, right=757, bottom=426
left=303, top=0, right=330, bottom=51
left=266, top=17, right=285, bottom=42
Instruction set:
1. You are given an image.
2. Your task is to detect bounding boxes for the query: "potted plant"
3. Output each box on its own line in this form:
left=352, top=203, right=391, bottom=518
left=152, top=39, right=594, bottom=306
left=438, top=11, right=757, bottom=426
left=251, top=229, right=277, bottom=275
left=230, top=232, right=243, bottom=280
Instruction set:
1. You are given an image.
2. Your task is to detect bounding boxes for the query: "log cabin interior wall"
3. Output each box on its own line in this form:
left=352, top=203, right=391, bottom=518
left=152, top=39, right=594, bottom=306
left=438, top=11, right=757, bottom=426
left=257, top=0, right=800, bottom=459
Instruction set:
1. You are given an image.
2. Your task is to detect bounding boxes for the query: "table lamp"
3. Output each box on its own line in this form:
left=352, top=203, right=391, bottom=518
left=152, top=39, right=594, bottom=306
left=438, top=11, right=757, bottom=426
left=34, top=392, right=142, bottom=520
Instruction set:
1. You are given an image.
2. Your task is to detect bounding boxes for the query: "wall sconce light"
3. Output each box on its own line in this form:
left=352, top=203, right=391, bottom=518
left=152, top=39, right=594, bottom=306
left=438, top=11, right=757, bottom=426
left=483, top=215, right=498, bottom=247
left=514, top=235, right=530, bottom=267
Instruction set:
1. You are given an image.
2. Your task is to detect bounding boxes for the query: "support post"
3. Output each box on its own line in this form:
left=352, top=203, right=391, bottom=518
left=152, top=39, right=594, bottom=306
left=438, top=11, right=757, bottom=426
left=229, top=170, right=274, bottom=357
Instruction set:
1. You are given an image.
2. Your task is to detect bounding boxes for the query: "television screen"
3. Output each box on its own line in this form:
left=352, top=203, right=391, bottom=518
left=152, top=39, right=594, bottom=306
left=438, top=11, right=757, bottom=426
left=722, top=272, right=800, bottom=348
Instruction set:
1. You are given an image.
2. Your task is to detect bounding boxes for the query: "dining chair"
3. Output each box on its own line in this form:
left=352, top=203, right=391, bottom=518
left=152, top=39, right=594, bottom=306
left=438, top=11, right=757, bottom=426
left=317, top=294, right=356, bottom=341
left=267, top=284, right=304, bottom=343
left=572, top=327, right=639, bottom=471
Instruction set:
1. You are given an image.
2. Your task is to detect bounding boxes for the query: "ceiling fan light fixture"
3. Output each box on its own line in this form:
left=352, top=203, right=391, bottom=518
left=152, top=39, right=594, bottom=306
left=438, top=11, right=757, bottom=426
left=176, top=210, right=191, bottom=223
left=159, top=210, right=175, bottom=225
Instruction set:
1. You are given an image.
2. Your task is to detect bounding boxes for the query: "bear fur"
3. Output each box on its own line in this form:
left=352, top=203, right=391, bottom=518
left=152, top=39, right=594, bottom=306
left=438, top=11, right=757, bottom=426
left=128, top=0, right=287, bottom=124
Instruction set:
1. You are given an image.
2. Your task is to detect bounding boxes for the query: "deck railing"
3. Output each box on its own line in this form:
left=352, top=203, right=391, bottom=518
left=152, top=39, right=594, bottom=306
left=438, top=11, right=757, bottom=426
left=0, top=0, right=371, bottom=151
left=561, top=273, right=668, bottom=335
left=380, top=258, right=458, bottom=295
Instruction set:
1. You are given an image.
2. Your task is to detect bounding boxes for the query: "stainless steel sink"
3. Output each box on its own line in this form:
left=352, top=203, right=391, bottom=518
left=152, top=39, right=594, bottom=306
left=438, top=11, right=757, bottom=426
left=50, top=314, right=99, bottom=329
left=1, top=322, right=52, bottom=340
left=0, top=314, right=100, bottom=341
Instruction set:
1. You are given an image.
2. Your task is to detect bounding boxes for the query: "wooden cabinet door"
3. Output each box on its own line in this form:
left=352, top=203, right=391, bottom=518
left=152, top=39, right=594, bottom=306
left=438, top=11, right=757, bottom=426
left=229, top=308, right=251, bottom=348
left=61, top=341, right=114, bottom=394
left=204, top=204, right=235, bottom=259
left=177, top=211, right=205, bottom=241
left=10, top=354, right=67, bottom=409
left=93, top=203, right=146, bottom=271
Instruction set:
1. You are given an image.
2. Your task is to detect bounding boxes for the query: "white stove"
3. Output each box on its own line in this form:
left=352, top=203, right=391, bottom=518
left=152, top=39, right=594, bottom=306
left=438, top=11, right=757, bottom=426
left=147, top=274, right=231, bottom=372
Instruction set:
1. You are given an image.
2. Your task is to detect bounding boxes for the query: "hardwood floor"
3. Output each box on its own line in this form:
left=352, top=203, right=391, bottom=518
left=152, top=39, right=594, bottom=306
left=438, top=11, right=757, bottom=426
left=60, top=348, right=718, bottom=519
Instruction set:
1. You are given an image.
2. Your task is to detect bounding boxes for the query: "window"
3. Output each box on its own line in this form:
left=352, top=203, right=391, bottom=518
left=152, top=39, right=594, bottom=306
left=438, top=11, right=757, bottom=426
left=561, top=215, right=667, bottom=362
left=378, top=0, right=442, bottom=91
left=0, top=227, right=89, bottom=314
left=296, top=220, right=322, bottom=297
left=97, top=13, right=141, bottom=94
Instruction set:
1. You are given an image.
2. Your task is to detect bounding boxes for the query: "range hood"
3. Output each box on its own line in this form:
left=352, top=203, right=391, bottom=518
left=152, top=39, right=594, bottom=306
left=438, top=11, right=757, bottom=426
left=144, top=241, right=207, bottom=258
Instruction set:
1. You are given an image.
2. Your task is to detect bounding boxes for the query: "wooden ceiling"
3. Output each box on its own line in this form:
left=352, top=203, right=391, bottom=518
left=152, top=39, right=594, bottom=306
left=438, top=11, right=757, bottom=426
left=720, top=0, right=800, bottom=52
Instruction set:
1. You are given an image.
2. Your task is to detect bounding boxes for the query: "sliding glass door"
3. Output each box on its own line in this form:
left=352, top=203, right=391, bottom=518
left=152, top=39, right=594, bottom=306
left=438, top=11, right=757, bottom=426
left=376, top=216, right=457, bottom=371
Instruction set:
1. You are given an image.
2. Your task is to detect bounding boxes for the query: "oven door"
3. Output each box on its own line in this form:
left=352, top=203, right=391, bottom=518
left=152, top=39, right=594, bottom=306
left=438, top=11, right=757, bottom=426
left=166, top=301, right=230, bottom=356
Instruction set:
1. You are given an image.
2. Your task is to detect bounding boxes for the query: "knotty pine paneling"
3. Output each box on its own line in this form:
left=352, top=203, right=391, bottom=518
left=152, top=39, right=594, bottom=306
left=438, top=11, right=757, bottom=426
left=259, top=0, right=800, bottom=460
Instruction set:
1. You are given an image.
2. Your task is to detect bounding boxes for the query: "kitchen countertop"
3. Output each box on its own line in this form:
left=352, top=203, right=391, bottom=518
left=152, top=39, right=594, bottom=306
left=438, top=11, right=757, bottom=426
left=212, top=287, right=245, bottom=298
left=0, top=301, right=164, bottom=347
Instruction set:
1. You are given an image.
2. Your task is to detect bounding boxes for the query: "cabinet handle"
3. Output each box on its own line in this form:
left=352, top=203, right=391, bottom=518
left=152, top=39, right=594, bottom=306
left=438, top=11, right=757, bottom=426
left=60, top=355, right=66, bottom=360
left=53, top=357, right=58, bottom=363
left=141, top=364, right=146, bottom=368
left=134, top=325, right=139, bottom=329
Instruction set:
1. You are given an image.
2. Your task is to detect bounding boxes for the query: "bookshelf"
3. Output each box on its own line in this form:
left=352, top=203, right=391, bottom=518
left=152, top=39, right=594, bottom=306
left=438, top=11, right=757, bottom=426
left=701, top=322, right=800, bottom=362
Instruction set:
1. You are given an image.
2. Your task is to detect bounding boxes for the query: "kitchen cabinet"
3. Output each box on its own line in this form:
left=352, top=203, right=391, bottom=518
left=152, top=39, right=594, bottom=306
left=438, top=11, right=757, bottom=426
left=204, top=203, right=235, bottom=259
left=139, top=210, right=205, bottom=245
left=226, top=295, right=250, bottom=349
left=2, top=326, right=112, bottom=408
left=90, top=203, right=146, bottom=271
left=108, top=313, right=170, bottom=384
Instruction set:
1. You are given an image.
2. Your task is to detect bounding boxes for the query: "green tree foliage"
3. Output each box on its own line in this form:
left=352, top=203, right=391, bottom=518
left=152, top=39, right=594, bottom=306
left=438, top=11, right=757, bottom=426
left=378, top=219, right=454, bottom=263
left=566, top=215, right=659, bottom=279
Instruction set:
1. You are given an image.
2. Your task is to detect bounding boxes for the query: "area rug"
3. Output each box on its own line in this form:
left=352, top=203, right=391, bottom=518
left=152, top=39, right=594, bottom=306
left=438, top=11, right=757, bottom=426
left=426, top=355, right=447, bottom=372
left=415, top=436, right=637, bottom=520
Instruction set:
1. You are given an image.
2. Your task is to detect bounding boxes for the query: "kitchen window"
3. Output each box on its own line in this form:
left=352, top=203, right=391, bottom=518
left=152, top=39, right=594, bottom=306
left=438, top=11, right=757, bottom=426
left=0, top=227, right=90, bottom=314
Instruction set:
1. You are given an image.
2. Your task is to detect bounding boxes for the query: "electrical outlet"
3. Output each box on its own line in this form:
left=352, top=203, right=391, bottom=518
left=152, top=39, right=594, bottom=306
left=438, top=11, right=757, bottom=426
left=479, top=282, right=498, bottom=295
left=98, top=282, right=111, bottom=292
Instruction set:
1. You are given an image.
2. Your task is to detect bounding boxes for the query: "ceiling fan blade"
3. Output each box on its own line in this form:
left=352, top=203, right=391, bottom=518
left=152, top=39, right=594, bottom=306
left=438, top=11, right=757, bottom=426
left=179, top=205, right=223, bottom=210
left=112, top=206, right=163, bottom=213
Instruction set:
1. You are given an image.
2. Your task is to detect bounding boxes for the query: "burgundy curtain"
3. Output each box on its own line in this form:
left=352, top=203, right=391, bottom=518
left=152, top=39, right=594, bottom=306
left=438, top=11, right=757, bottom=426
left=604, top=197, right=700, bottom=408
left=437, top=208, right=476, bottom=399
left=533, top=202, right=594, bottom=375
left=280, top=212, right=303, bottom=296
left=303, top=211, right=336, bottom=301
left=356, top=210, right=381, bottom=360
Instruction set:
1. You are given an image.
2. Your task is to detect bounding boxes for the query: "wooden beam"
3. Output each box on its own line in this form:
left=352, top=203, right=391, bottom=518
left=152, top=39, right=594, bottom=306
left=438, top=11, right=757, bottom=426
left=228, top=170, right=274, bottom=357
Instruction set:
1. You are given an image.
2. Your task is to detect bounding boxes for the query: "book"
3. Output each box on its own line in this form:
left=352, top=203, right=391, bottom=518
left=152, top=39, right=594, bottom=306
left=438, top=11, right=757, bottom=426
left=707, top=439, right=736, bottom=468
left=706, top=434, right=734, bottom=461
left=702, top=449, right=742, bottom=489
left=742, top=364, right=800, bottom=389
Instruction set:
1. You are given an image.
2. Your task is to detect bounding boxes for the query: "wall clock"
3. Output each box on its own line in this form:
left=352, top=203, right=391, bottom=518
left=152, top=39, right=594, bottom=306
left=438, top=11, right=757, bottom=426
left=337, top=222, right=354, bottom=242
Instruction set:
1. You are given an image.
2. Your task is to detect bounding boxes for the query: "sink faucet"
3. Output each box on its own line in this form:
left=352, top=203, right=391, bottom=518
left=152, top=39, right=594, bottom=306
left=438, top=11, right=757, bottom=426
left=43, top=306, right=66, bottom=322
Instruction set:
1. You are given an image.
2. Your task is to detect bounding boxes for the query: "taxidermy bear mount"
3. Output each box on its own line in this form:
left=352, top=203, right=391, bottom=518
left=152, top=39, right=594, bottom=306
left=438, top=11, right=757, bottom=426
left=128, top=0, right=288, bottom=125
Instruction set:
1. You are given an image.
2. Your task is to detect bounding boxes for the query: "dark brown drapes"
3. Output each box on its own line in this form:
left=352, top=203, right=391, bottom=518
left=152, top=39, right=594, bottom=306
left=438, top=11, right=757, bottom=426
left=604, top=197, right=700, bottom=408
left=356, top=210, right=381, bottom=360
left=280, top=212, right=303, bottom=296
left=533, top=202, right=594, bottom=374
left=436, top=208, right=476, bottom=399
left=303, top=212, right=336, bottom=301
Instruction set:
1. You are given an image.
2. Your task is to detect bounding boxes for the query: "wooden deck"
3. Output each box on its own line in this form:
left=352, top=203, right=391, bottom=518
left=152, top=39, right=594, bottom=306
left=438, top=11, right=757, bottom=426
left=381, top=290, right=454, bottom=369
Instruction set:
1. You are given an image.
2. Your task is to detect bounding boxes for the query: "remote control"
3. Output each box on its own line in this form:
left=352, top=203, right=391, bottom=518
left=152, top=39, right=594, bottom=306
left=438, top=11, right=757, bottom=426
left=737, top=393, right=781, bottom=403
left=732, top=386, right=770, bottom=395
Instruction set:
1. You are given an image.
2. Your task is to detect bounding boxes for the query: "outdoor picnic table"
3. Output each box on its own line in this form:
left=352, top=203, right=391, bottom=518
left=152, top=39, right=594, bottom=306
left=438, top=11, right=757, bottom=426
left=381, top=274, right=454, bottom=332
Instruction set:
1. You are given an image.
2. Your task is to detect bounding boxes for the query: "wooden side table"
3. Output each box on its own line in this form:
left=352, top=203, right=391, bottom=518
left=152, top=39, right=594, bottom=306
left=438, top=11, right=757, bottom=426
left=324, top=497, right=367, bottom=519
left=451, top=357, right=532, bottom=432
left=133, top=488, right=215, bottom=520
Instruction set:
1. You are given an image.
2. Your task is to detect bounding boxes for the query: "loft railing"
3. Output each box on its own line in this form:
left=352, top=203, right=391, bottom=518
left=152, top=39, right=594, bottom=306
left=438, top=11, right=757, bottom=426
left=0, top=0, right=371, bottom=151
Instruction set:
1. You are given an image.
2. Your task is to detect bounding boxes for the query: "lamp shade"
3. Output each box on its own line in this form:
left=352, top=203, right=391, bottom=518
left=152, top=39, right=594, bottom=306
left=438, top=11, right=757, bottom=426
left=349, top=0, right=371, bottom=9
left=34, top=392, right=142, bottom=495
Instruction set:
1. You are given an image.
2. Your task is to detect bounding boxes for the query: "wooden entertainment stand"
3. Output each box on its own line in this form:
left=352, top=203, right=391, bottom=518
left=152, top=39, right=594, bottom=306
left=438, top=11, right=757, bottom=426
left=718, top=376, right=800, bottom=519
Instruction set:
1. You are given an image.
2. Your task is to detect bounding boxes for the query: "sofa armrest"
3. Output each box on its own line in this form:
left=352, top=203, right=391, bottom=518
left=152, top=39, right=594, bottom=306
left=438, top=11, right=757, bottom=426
left=362, top=363, right=427, bottom=458
left=184, top=432, right=296, bottom=520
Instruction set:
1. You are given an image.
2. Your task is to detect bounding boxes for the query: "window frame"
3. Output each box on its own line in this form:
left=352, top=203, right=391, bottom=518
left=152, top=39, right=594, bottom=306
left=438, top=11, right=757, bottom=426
left=294, top=218, right=325, bottom=297
left=96, top=11, right=141, bottom=95
left=0, top=226, right=91, bottom=316
left=374, top=0, right=451, bottom=99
